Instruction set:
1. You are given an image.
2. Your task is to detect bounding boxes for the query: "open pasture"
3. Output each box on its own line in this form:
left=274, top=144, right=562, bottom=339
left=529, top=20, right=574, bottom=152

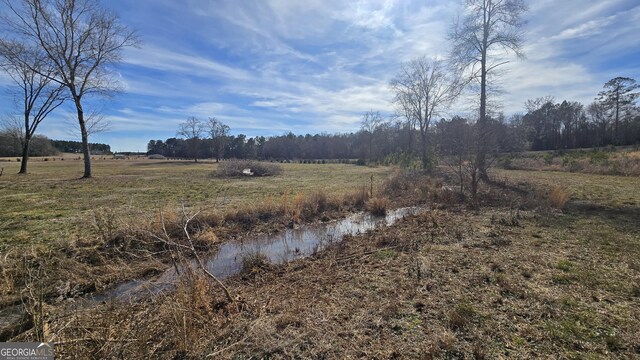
left=0, top=159, right=390, bottom=249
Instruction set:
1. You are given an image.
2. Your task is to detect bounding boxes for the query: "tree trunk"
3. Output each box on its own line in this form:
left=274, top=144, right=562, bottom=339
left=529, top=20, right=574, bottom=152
left=471, top=169, right=478, bottom=198
left=420, top=130, right=428, bottom=170
left=614, top=92, right=619, bottom=145
left=477, top=20, right=489, bottom=181
left=74, top=98, right=92, bottom=178
left=19, top=135, right=30, bottom=174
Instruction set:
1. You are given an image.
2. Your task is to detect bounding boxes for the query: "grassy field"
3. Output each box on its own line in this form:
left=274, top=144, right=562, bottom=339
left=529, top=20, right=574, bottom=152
left=0, top=159, right=390, bottom=249
left=2, top=160, right=639, bottom=358
left=498, top=148, right=640, bottom=176
left=26, top=166, right=637, bottom=358
left=493, top=168, right=640, bottom=208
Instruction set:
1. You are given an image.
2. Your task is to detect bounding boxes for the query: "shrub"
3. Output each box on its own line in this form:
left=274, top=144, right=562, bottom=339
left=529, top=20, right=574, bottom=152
left=366, top=197, right=389, bottom=216
left=217, top=160, right=283, bottom=177
left=589, top=151, right=609, bottom=165
left=240, top=253, right=270, bottom=277
left=305, top=191, right=328, bottom=215
left=543, top=152, right=554, bottom=165
left=497, top=156, right=513, bottom=169
left=383, top=169, right=414, bottom=196
left=448, top=302, right=476, bottom=330
left=549, top=186, right=570, bottom=210
left=561, top=155, right=582, bottom=172
left=344, top=186, right=369, bottom=208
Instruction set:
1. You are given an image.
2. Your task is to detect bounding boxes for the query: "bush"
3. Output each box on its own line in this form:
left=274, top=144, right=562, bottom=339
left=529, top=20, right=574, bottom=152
left=561, top=154, right=582, bottom=172
left=240, top=253, right=270, bottom=276
left=366, top=197, right=389, bottom=216
left=344, top=187, right=369, bottom=208
left=383, top=169, right=414, bottom=196
left=589, top=151, right=609, bottom=165
left=543, top=152, right=554, bottom=165
left=217, top=160, right=283, bottom=177
left=497, top=156, right=513, bottom=169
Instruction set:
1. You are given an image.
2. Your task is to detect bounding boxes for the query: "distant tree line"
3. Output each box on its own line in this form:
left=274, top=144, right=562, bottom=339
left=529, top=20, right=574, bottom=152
left=0, top=132, right=111, bottom=157
left=0, top=130, right=57, bottom=157
left=518, top=77, right=640, bottom=151
left=146, top=116, right=522, bottom=163
left=148, top=76, right=639, bottom=166
left=49, top=140, right=111, bottom=155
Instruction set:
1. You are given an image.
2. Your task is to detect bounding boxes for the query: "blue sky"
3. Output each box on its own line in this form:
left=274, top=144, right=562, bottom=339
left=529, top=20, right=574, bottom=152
left=1, top=0, right=639, bottom=151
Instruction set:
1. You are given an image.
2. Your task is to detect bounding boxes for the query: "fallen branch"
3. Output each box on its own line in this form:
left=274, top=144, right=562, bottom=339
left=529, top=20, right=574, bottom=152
left=180, top=205, right=235, bottom=304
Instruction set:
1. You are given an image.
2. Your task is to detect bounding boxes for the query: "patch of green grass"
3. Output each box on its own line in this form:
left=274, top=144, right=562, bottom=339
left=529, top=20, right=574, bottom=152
left=556, top=259, right=574, bottom=272
left=373, top=248, right=397, bottom=260
left=493, top=169, right=640, bottom=208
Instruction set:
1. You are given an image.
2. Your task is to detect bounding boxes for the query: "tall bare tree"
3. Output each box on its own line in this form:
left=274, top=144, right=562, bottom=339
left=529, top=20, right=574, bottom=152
left=205, top=117, right=230, bottom=162
left=0, top=41, right=65, bottom=174
left=390, top=57, right=461, bottom=170
left=177, top=116, right=205, bottom=162
left=2, top=0, right=138, bottom=178
left=449, top=0, right=527, bottom=178
left=596, top=77, right=639, bottom=145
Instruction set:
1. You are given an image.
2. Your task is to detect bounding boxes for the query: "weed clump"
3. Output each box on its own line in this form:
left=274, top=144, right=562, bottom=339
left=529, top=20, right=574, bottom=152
left=366, top=197, right=389, bottom=216
left=240, top=253, right=270, bottom=278
left=217, top=160, right=283, bottom=177
left=448, top=302, right=476, bottom=330
left=549, top=186, right=570, bottom=210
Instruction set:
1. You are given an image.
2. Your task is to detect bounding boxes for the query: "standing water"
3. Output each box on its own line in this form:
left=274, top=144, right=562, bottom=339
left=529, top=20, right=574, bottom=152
left=92, top=207, right=421, bottom=302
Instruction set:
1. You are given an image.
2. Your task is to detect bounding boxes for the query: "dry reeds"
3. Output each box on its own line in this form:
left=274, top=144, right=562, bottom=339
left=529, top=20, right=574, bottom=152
left=549, top=186, right=570, bottom=210
left=217, top=160, right=283, bottom=177
left=366, top=197, right=389, bottom=216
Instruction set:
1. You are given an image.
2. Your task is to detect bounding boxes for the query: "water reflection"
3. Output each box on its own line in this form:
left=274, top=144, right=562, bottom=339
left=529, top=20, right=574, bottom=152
left=92, top=207, right=420, bottom=302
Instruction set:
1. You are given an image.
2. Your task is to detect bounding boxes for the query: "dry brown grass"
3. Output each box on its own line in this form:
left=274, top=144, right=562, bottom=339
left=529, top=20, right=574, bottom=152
left=366, top=197, right=389, bottom=216
left=6, top=168, right=638, bottom=358
left=549, top=186, right=571, bottom=210
left=502, top=149, right=640, bottom=176
left=34, top=195, right=640, bottom=358
left=217, top=159, right=283, bottom=177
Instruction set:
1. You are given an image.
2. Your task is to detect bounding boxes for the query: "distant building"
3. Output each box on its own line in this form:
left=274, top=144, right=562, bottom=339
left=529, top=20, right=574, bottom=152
left=148, top=154, right=166, bottom=160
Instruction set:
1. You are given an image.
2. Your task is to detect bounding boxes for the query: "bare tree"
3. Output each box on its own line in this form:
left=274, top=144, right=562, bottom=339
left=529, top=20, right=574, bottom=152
left=2, top=0, right=138, bottom=178
left=177, top=116, right=205, bottom=162
left=205, top=117, right=230, bottom=162
left=0, top=41, right=65, bottom=174
left=437, top=116, right=479, bottom=196
left=390, top=57, right=461, bottom=170
left=64, top=106, right=111, bottom=141
left=360, top=110, right=383, bottom=163
left=449, top=0, right=527, bottom=179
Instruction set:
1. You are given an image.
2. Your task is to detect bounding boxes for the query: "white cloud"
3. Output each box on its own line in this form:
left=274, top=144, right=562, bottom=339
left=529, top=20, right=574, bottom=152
left=5, top=0, right=639, bottom=151
left=123, top=45, right=251, bottom=81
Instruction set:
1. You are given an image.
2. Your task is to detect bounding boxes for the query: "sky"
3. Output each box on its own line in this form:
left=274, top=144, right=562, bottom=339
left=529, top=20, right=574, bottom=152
left=1, top=0, right=639, bottom=151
